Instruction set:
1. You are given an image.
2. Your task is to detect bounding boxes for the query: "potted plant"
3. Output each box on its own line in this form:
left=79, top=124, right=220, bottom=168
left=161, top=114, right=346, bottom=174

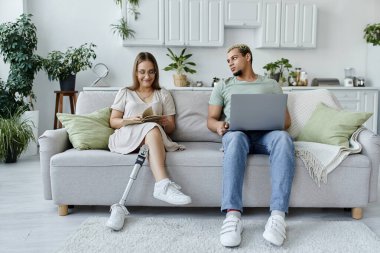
left=0, top=14, right=43, bottom=113
left=263, top=58, right=293, bottom=84
left=43, top=43, right=97, bottom=91
left=0, top=108, right=35, bottom=163
left=364, top=23, right=380, bottom=46
left=163, top=48, right=196, bottom=87
left=0, top=14, right=42, bottom=157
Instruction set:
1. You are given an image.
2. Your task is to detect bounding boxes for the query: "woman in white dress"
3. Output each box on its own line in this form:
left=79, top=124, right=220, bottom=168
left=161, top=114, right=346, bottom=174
left=106, top=52, right=191, bottom=231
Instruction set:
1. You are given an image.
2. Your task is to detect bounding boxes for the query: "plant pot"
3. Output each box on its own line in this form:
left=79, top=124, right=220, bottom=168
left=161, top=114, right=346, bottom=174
left=173, top=74, right=189, bottom=87
left=59, top=74, right=76, bottom=91
left=272, top=72, right=281, bottom=82
left=5, top=146, right=18, bottom=163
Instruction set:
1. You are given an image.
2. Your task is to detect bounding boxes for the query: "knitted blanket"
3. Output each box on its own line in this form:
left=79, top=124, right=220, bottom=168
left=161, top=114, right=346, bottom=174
left=294, top=127, right=364, bottom=186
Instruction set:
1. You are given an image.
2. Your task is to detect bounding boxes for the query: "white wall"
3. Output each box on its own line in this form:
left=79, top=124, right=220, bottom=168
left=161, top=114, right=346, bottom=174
left=0, top=0, right=25, bottom=81
left=4, top=0, right=379, bottom=135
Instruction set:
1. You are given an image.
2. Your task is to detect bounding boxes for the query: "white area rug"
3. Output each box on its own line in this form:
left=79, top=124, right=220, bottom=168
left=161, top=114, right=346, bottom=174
left=57, top=217, right=380, bottom=253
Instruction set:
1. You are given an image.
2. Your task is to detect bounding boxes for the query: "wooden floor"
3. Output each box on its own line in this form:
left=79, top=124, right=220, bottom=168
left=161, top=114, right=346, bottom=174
left=1, top=155, right=380, bottom=252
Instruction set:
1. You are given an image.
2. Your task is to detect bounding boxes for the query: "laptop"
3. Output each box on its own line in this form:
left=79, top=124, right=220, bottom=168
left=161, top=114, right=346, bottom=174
left=229, top=94, right=288, bottom=131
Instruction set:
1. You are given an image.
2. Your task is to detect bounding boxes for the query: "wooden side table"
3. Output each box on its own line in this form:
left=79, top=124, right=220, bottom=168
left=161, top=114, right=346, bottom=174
left=54, top=91, right=78, bottom=129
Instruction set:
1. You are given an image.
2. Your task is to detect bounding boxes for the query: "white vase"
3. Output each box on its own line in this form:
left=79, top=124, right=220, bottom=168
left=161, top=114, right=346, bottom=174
left=20, top=110, right=39, bottom=157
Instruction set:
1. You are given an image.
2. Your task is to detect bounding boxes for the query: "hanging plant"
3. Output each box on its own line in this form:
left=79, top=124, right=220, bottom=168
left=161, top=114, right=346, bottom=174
left=111, top=18, right=135, bottom=40
left=111, top=0, right=140, bottom=39
left=128, top=5, right=140, bottom=20
left=114, top=0, right=123, bottom=8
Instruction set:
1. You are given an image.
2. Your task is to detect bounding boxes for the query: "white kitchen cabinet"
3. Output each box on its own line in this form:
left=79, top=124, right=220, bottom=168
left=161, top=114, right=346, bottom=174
left=255, top=0, right=281, bottom=47
left=299, top=2, right=317, bottom=47
left=283, top=87, right=379, bottom=133
left=255, top=0, right=317, bottom=49
left=224, top=0, right=262, bottom=28
left=123, top=0, right=165, bottom=46
left=165, top=0, right=224, bottom=47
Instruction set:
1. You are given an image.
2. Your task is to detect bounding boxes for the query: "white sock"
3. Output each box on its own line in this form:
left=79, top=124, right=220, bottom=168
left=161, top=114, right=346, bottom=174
left=271, top=210, right=285, bottom=218
left=155, top=178, right=170, bottom=189
left=227, top=210, right=241, bottom=219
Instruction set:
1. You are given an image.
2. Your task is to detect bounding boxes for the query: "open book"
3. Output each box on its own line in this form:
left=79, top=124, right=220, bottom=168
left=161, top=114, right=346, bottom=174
left=123, top=106, right=162, bottom=126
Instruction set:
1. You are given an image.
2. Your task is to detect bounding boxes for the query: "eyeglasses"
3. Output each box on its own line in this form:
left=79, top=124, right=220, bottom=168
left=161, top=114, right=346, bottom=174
left=137, top=70, right=156, bottom=76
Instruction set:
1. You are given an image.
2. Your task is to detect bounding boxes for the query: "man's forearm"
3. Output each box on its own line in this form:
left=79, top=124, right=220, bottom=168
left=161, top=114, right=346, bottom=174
left=207, top=118, right=219, bottom=133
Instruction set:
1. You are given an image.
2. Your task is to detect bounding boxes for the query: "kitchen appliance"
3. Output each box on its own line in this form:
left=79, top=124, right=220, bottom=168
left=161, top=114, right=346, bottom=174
left=311, top=78, right=340, bottom=86
left=356, top=77, right=365, bottom=87
left=344, top=67, right=355, bottom=87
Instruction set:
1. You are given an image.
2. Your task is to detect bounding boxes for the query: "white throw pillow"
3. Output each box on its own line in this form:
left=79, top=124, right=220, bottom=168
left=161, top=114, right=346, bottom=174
left=286, top=89, right=341, bottom=138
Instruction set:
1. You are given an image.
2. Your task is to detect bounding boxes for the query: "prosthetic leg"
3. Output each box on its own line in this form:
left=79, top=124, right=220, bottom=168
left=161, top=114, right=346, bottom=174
left=119, top=144, right=149, bottom=207
left=106, top=144, right=149, bottom=230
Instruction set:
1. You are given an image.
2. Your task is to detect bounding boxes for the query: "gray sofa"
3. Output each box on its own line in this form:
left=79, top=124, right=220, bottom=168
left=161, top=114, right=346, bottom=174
left=39, top=89, right=380, bottom=219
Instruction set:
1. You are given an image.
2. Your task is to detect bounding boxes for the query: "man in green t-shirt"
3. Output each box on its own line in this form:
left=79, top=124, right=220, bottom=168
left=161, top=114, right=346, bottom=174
left=207, top=44, right=295, bottom=248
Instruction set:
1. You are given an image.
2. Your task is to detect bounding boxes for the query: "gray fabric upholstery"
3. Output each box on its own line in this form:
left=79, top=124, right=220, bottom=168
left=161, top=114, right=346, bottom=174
left=50, top=146, right=370, bottom=207
left=40, top=89, right=380, bottom=211
left=76, top=91, right=118, bottom=115
left=38, top=128, right=71, bottom=199
left=170, top=90, right=221, bottom=142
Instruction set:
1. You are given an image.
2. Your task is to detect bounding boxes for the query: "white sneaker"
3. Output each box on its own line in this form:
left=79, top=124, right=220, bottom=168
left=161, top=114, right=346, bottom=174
left=263, top=215, right=287, bottom=246
left=220, top=214, right=243, bottom=247
left=106, top=203, right=129, bottom=231
left=153, top=180, right=192, bottom=205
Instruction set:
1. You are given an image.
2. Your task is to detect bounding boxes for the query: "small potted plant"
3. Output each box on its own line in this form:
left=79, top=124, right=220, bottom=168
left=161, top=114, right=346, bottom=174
left=43, top=43, right=97, bottom=91
left=364, top=23, right=380, bottom=46
left=0, top=108, right=35, bottom=163
left=263, top=58, right=293, bottom=84
left=163, top=48, right=196, bottom=87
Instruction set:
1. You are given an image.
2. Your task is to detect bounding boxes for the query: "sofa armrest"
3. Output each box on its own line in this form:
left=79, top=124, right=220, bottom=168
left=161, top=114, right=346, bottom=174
left=38, top=128, right=71, bottom=200
left=357, top=128, right=380, bottom=202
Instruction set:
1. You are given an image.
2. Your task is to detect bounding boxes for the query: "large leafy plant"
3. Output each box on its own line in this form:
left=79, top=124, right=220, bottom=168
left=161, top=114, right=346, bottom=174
left=43, top=43, right=96, bottom=82
left=0, top=14, right=43, bottom=115
left=364, top=23, right=380, bottom=46
left=163, top=48, right=197, bottom=75
left=0, top=108, right=35, bottom=163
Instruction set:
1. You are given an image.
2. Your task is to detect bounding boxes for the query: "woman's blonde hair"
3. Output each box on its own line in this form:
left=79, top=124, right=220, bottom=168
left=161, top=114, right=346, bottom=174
left=129, top=52, right=161, bottom=91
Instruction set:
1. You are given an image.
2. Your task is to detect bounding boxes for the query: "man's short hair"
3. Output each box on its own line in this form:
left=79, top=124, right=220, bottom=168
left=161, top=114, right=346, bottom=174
left=227, top=44, right=253, bottom=64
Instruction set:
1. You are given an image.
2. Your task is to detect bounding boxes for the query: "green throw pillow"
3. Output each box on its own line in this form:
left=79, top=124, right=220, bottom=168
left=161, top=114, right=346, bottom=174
left=296, top=103, right=372, bottom=148
left=57, top=107, right=114, bottom=150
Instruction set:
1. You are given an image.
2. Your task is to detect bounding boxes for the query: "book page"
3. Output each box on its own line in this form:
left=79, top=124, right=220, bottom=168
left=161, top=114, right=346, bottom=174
left=123, top=106, right=162, bottom=126
left=142, top=106, right=154, bottom=118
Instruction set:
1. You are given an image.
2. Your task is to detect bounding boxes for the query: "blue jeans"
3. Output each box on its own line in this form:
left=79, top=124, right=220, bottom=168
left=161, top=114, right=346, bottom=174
left=221, top=130, right=295, bottom=213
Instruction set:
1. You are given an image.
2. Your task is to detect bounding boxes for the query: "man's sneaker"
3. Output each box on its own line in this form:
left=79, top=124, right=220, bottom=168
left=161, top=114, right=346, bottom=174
left=220, top=214, right=243, bottom=247
left=105, top=203, right=129, bottom=231
left=263, top=215, right=286, bottom=246
left=153, top=180, right=192, bottom=205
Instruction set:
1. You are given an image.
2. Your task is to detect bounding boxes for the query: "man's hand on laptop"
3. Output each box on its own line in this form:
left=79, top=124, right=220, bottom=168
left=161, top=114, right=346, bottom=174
left=216, top=121, right=229, bottom=136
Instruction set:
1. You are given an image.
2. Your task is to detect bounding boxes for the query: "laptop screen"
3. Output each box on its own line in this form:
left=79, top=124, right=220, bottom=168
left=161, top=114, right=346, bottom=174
left=229, top=94, right=288, bottom=131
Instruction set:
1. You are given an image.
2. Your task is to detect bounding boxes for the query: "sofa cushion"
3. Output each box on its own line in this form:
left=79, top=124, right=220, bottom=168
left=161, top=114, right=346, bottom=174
left=286, top=89, right=341, bottom=138
left=76, top=91, right=118, bottom=115
left=51, top=142, right=369, bottom=169
left=297, top=103, right=373, bottom=147
left=57, top=107, right=114, bottom=150
left=170, top=90, right=221, bottom=143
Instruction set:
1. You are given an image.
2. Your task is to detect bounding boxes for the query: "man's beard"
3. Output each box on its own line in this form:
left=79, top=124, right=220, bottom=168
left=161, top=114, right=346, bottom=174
left=233, top=69, right=242, bottom=77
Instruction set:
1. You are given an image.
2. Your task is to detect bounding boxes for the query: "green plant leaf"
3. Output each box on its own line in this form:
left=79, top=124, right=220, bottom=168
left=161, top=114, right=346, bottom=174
left=43, top=43, right=97, bottom=82
left=0, top=108, right=35, bottom=162
left=111, top=18, right=135, bottom=40
left=163, top=48, right=197, bottom=75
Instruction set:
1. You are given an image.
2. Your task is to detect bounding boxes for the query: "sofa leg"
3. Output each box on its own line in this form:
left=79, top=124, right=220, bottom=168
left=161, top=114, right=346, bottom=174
left=58, top=205, right=69, bottom=216
left=351, top=207, right=363, bottom=220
